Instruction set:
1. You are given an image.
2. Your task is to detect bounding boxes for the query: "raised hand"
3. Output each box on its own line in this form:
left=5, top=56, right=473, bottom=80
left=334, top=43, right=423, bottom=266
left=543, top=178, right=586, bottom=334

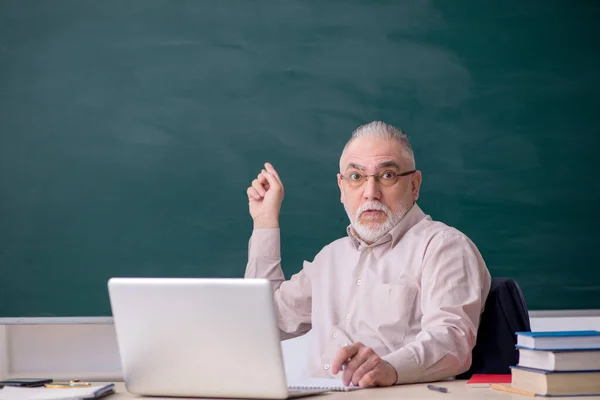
left=246, top=162, right=284, bottom=229
left=331, top=342, right=398, bottom=387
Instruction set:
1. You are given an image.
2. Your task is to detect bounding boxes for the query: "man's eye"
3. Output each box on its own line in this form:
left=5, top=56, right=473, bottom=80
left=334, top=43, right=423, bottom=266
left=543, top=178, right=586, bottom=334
left=349, top=173, right=363, bottom=181
left=381, top=171, right=396, bottom=180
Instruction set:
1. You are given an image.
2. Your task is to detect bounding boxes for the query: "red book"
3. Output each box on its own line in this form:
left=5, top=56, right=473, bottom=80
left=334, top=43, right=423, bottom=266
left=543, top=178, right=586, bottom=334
left=466, top=374, right=512, bottom=387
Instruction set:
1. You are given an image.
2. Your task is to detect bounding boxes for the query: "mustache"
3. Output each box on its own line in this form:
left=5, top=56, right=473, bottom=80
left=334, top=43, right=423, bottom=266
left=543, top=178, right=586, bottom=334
left=355, top=201, right=392, bottom=218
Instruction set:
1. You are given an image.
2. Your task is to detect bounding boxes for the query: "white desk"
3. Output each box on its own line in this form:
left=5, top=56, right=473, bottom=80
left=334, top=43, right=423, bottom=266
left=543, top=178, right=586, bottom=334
left=105, top=380, right=600, bottom=400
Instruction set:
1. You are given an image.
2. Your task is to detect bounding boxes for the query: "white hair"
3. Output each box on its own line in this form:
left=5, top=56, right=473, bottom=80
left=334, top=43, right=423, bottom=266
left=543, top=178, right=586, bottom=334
left=340, top=121, right=415, bottom=168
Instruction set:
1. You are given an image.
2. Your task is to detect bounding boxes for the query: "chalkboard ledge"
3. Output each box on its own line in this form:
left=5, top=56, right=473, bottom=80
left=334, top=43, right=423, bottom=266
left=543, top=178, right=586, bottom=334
left=2, top=311, right=600, bottom=325
left=529, top=310, right=600, bottom=318
left=0, top=317, right=113, bottom=325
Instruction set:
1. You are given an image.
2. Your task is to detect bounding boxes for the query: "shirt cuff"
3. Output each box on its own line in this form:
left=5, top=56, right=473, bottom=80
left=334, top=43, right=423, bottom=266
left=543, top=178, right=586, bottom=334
left=249, top=228, right=281, bottom=259
left=381, top=347, right=422, bottom=384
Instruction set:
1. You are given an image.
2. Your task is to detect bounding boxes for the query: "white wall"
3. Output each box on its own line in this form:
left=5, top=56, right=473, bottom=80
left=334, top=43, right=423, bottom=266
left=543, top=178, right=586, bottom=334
left=1, top=313, right=599, bottom=381
left=2, top=324, right=121, bottom=381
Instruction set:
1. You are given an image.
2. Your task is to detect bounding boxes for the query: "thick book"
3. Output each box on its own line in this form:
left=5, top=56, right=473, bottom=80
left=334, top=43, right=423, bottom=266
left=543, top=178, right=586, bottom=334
left=516, top=330, right=600, bottom=350
left=518, top=348, right=600, bottom=371
left=511, top=366, right=600, bottom=396
left=287, top=378, right=362, bottom=392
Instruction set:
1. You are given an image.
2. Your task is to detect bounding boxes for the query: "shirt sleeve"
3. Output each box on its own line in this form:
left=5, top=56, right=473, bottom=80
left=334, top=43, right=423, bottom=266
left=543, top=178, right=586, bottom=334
left=245, top=228, right=312, bottom=338
left=382, top=232, right=492, bottom=384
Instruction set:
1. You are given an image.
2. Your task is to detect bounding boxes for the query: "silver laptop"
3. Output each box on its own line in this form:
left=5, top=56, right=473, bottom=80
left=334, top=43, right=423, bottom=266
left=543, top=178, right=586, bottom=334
left=108, top=277, right=328, bottom=399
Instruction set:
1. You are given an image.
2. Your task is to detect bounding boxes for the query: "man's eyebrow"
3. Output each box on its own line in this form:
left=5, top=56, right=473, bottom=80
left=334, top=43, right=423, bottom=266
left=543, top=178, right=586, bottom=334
left=376, top=161, right=402, bottom=170
left=346, top=163, right=365, bottom=171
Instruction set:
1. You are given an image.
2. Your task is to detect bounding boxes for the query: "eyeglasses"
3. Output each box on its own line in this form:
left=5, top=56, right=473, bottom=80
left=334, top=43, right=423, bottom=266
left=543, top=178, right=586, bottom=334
left=339, top=170, right=416, bottom=188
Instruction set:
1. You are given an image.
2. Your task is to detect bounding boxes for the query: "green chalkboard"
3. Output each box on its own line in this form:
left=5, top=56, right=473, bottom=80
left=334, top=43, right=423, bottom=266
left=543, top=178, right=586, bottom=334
left=1, top=1, right=599, bottom=317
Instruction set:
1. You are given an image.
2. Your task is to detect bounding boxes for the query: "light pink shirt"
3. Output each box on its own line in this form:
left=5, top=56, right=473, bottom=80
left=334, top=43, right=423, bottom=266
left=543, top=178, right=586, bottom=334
left=245, top=204, right=491, bottom=384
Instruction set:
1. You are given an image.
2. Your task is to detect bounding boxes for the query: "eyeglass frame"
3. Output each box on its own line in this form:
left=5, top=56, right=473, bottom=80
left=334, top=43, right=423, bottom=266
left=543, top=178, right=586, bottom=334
left=339, top=169, right=417, bottom=188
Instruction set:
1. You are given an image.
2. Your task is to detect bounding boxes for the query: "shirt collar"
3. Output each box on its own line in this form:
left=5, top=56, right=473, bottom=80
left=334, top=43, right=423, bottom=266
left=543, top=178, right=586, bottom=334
left=346, top=203, right=427, bottom=250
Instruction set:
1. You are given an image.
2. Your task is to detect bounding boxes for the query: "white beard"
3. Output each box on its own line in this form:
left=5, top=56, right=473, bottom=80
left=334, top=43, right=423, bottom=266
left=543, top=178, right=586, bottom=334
left=346, top=200, right=408, bottom=243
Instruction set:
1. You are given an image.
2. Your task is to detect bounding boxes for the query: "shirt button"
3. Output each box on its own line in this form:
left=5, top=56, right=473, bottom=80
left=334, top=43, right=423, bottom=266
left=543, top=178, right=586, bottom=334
left=366, top=248, right=372, bottom=254
left=345, top=313, right=351, bottom=320
left=333, top=332, right=338, bottom=338
left=356, top=279, right=363, bottom=286
left=323, top=364, right=330, bottom=370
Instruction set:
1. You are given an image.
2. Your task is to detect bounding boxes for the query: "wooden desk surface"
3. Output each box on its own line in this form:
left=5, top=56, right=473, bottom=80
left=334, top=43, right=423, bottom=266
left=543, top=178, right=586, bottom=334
left=106, top=380, right=600, bottom=400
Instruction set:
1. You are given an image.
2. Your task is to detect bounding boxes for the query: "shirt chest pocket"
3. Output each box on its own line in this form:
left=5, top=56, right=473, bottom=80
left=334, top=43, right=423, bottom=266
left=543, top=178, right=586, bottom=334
left=356, top=282, right=418, bottom=345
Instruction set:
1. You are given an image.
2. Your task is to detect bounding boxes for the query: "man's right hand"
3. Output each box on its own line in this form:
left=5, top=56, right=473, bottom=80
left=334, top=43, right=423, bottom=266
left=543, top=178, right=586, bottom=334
left=247, top=162, right=284, bottom=229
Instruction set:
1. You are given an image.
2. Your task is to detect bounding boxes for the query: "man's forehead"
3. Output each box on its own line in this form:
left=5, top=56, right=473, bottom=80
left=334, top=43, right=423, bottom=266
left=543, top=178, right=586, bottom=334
left=341, top=138, right=408, bottom=169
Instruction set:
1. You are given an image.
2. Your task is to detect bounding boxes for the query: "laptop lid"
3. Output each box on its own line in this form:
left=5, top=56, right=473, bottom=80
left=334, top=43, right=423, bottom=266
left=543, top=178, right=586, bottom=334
left=108, top=277, right=290, bottom=399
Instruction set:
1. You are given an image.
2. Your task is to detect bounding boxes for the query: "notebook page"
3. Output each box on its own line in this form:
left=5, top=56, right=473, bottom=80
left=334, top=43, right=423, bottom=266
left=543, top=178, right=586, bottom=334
left=287, top=378, right=362, bottom=392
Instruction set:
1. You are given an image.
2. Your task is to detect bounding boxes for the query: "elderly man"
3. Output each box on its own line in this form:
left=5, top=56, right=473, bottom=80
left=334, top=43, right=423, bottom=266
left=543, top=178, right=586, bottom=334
left=245, top=121, right=491, bottom=387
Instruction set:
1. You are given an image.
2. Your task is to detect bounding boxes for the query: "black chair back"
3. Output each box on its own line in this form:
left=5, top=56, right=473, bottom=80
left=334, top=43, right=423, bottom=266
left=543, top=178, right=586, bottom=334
left=457, top=277, right=531, bottom=379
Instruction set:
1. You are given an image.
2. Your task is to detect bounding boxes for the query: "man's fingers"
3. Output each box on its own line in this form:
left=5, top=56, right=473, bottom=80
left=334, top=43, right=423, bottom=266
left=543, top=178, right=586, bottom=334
left=341, top=357, right=358, bottom=386
left=251, top=179, right=266, bottom=196
left=357, top=370, right=376, bottom=388
left=260, top=170, right=282, bottom=193
left=351, top=355, right=380, bottom=386
left=264, top=162, right=282, bottom=183
left=332, top=344, right=396, bottom=388
left=357, top=360, right=398, bottom=388
left=342, top=347, right=374, bottom=385
left=247, top=187, right=262, bottom=201
left=257, top=170, right=268, bottom=184
left=331, top=344, right=360, bottom=374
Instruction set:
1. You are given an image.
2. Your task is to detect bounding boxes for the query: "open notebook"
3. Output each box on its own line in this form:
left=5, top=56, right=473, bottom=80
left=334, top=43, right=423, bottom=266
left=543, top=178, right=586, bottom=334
left=287, top=378, right=362, bottom=392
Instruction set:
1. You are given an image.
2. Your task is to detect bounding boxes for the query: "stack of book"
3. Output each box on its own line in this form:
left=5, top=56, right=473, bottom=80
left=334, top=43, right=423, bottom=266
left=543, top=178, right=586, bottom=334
left=511, top=330, right=600, bottom=397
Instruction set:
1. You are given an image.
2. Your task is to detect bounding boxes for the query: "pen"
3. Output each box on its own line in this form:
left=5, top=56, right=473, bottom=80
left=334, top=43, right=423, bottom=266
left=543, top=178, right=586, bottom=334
left=427, top=384, right=448, bottom=393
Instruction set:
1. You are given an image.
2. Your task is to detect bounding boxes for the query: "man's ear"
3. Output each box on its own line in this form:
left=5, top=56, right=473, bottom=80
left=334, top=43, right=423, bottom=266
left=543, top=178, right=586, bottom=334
left=412, top=170, right=422, bottom=201
left=337, top=173, right=345, bottom=204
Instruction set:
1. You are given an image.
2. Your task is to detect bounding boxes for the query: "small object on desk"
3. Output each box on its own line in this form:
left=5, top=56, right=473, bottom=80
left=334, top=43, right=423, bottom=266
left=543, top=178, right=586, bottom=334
left=0, top=382, right=115, bottom=399
left=0, top=378, right=53, bottom=387
left=490, top=383, right=536, bottom=397
left=45, top=379, right=91, bottom=388
left=426, top=384, right=448, bottom=393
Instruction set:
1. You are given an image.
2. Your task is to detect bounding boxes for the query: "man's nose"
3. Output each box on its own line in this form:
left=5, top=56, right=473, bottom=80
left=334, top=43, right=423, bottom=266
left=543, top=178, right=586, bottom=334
left=362, top=176, right=381, bottom=201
